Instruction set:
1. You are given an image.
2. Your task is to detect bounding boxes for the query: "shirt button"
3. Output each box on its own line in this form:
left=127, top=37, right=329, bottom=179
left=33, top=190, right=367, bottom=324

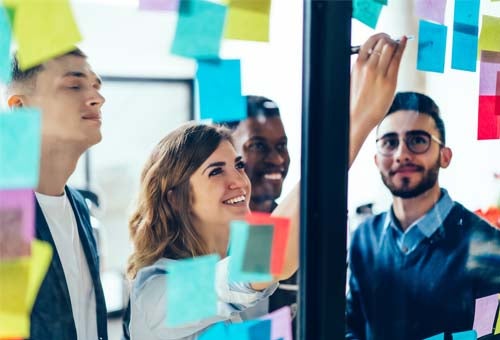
left=402, top=246, right=408, bottom=253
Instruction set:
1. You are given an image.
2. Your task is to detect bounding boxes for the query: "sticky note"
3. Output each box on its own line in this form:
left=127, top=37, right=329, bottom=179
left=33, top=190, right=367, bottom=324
left=229, top=220, right=273, bottom=282
left=479, top=15, right=500, bottom=53
left=259, top=306, right=293, bottom=340
left=242, top=225, right=273, bottom=273
left=12, top=0, right=82, bottom=70
left=454, top=0, right=480, bottom=27
left=199, top=322, right=228, bottom=340
left=451, top=30, right=478, bottom=71
left=479, top=51, right=500, bottom=95
left=452, top=330, right=477, bottom=340
left=170, top=0, right=227, bottom=59
left=417, top=20, right=447, bottom=73
left=478, top=95, right=500, bottom=140
left=0, top=240, right=52, bottom=339
left=353, top=0, right=383, bottom=29
left=373, top=0, right=387, bottom=4
left=414, top=0, right=447, bottom=24
left=473, top=294, right=498, bottom=337
left=139, top=0, right=179, bottom=11
left=196, top=59, right=246, bottom=123
left=165, top=254, right=219, bottom=326
left=0, top=189, right=34, bottom=259
left=0, top=5, right=12, bottom=83
left=424, top=333, right=444, bottom=340
left=0, top=108, right=41, bottom=190
left=224, top=0, right=271, bottom=42
left=246, top=213, right=291, bottom=276
left=227, top=319, right=272, bottom=340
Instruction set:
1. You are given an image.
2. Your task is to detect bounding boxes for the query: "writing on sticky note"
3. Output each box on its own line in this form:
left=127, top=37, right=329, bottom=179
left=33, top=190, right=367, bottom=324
left=452, top=330, right=477, bottom=340
left=139, top=0, right=179, bottom=11
left=473, top=293, right=498, bottom=337
left=479, top=51, right=500, bottom=96
left=229, top=221, right=273, bottom=282
left=0, top=5, right=12, bottom=83
left=170, top=0, right=227, bottom=59
left=246, top=213, right=291, bottom=276
left=242, top=225, right=273, bottom=274
left=479, top=15, right=500, bottom=53
left=478, top=95, right=500, bottom=140
left=0, top=109, right=41, bottom=190
left=417, top=20, right=447, bottom=73
left=0, top=189, right=34, bottom=259
left=259, top=306, right=293, bottom=340
left=353, top=0, right=383, bottom=29
left=196, top=59, right=246, bottom=123
left=13, top=0, right=82, bottom=70
left=424, top=333, right=444, bottom=340
left=225, top=0, right=271, bottom=42
left=414, top=0, right=447, bottom=24
left=165, top=254, right=219, bottom=327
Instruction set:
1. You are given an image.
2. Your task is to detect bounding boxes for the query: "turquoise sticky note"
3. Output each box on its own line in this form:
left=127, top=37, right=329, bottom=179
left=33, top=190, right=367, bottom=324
left=0, top=109, right=41, bottom=190
left=454, top=0, right=480, bottom=27
left=229, top=221, right=273, bottom=283
left=242, top=225, right=273, bottom=274
left=227, top=319, right=271, bottom=340
left=196, top=59, right=246, bottom=123
left=353, top=0, right=383, bottom=29
left=452, top=330, right=477, bottom=339
left=165, top=254, right=219, bottom=327
left=424, top=333, right=444, bottom=340
left=170, top=0, right=227, bottom=59
left=417, top=20, right=447, bottom=73
left=0, top=5, right=12, bottom=83
left=452, top=30, right=478, bottom=71
left=199, top=322, right=228, bottom=340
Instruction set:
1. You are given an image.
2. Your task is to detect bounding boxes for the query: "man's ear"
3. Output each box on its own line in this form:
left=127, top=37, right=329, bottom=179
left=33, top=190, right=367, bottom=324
left=7, top=94, right=25, bottom=108
left=439, top=147, right=452, bottom=169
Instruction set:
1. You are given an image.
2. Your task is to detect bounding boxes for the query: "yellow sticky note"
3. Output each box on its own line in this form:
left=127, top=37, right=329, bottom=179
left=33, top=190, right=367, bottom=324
left=0, top=240, right=52, bottom=338
left=479, top=15, right=500, bottom=53
left=494, top=294, right=500, bottom=335
left=12, top=0, right=82, bottom=70
left=224, top=0, right=271, bottom=42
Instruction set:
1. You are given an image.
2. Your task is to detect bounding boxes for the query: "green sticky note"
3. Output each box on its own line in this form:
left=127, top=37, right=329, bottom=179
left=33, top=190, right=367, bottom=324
left=12, top=0, right=82, bottom=70
left=224, top=0, right=271, bottom=42
left=171, top=0, right=227, bottom=59
left=373, top=0, right=387, bottom=4
left=0, top=5, right=12, bottom=83
left=479, top=15, right=500, bottom=53
left=165, top=254, right=219, bottom=327
left=353, top=0, right=383, bottom=29
left=228, top=221, right=273, bottom=283
left=242, top=225, right=273, bottom=274
left=0, top=108, right=41, bottom=190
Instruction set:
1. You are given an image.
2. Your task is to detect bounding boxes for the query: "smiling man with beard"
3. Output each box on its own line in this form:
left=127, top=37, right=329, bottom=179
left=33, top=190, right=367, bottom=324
left=346, top=92, right=500, bottom=340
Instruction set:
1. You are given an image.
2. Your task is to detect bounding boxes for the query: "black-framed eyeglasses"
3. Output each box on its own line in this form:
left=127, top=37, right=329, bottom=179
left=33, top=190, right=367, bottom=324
left=376, top=130, right=444, bottom=156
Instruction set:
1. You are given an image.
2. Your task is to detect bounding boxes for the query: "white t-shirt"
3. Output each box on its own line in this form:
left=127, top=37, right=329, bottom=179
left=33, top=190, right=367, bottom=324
left=35, top=191, right=98, bottom=340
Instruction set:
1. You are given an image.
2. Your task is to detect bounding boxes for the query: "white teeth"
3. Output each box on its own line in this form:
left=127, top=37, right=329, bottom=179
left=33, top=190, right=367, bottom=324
left=224, top=195, right=245, bottom=205
left=264, top=173, right=283, bottom=180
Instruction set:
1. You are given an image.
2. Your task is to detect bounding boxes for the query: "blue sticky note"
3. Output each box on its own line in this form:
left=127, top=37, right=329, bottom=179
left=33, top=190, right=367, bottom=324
left=417, top=20, right=447, bottom=73
left=353, top=0, right=383, bottom=29
left=454, top=0, right=480, bottom=27
left=196, top=59, right=246, bottom=123
left=170, top=0, right=227, bottom=59
left=165, top=254, right=219, bottom=327
left=0, top=5, right=12, bottom=83
left=199, top=322, right=228, bottom=340
left=452, top=330, right=477, bottom=339
left=424, top=333, right=444, bottom=340
left=0, top=109, right=41, bottom=189
left=452, top=30, right=478, bottom=71
left=228, top=220, right=273, bottom=283
left=227, top=319, right=272, bottom=340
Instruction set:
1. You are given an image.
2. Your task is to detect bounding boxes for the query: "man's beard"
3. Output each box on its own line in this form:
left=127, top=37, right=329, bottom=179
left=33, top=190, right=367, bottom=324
left=381, top=157, right=440, bottom=199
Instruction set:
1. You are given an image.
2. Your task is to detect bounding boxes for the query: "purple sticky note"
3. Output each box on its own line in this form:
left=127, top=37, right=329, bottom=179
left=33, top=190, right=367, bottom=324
left=259, top=306, right=293, bottom=340
left=473, top=294, right=498, bottom=337
left=479, top=51, right=500, bottom=96
left=139, top=0, right=179, bottom=11
left=414, top=0, right=447, bottom=24
left=0, top=189, right=34, bottom=258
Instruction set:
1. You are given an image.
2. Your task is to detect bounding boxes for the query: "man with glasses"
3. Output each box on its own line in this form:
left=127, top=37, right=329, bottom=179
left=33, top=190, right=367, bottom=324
left=346, top=92, right=500, bottom=340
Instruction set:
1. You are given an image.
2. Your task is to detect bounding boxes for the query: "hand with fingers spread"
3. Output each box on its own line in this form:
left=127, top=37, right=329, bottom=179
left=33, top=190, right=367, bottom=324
left=349, top=33, right=407, bottom=166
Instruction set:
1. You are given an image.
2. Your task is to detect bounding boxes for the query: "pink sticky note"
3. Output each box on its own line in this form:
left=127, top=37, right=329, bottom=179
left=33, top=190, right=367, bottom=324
left=479, top=51, right=500, bottom=96
left=259, top=306, right=293, bottom=340
left=139, top=0, right=179, bottom=11
left=473, top=294, right=498, bottom=337
left=478, top=95, right=500, bottom=140
left=414, top=0, right=447, bottom=24
left=0, top=189, right=34, bottom=259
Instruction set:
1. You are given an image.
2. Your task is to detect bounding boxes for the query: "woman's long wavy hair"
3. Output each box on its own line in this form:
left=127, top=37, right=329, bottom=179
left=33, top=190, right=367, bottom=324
left=127, top=123, right=233, bottom=279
